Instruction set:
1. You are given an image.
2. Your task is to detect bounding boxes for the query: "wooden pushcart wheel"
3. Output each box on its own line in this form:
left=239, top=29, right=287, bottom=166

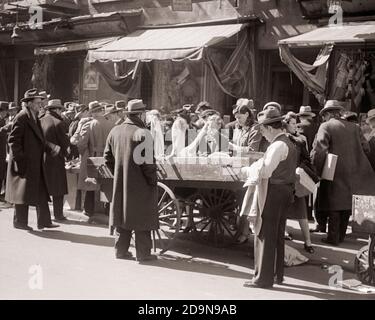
left=152, top=182, right=182, bottom=254
left=186, top=188, right=239, bottom=247
left=354, top=234, right=375, bottom=285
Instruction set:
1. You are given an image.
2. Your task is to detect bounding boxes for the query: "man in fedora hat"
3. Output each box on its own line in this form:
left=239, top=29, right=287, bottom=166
left=311, top=100, right=375, bottom=245
left=5, top=89, right=60, bottom=231
left=70, top=100, right=112, bottom=220
left=114, top=100, right=127, bottom=125
left=67, top=104, right=89, bottom=160
left=103, top=104, right=122, bottom=128
left=39, top=99, right=70, bottom=221
left=104, top=99, right=159, bottom=262
left=297, top=105, right=319, bottom=153
left=242, top=108, right=297, bottom=288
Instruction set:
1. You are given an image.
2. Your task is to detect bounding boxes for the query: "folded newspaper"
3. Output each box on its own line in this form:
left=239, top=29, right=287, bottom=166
left=337, top=279, right=375, bottom=294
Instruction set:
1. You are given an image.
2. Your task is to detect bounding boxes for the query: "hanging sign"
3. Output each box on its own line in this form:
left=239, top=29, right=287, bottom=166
left=83, top=61, right=99, bottom=91
left=172, top=0, right=192, bottom=12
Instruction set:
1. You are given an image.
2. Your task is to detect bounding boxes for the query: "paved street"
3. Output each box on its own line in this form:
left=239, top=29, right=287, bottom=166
left=1, top=202, right=374, bottom=300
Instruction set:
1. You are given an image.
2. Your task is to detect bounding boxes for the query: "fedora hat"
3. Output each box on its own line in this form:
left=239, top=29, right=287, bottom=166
left=319, top=100, right=345, bottom=116
left=257, top=108, right=284, bottom=125
left=8, top=102, right=20, bottom=111
left=195, top=101, right=211, bottom=114
left=263, top=101, right=282, bottom=112
left=74, top=104, right=88, bottom=119
left=88, top=101, right=103, bottom=113
left=298, top=105, right=316, bottom=117
left=115, top=100, right=127, bottom=110
left=46, top=99, right=64, bottom=109
left=366, top=109, right=375, bottom=123
left=125, top=99, right=146, bottom=114
left=39, top=91, right=50, bottom=100
left=21, top=88, right=43, bottom=102
left=341, top=111, right=358, bottom=122
left=0, top=101, right=9, bottom=112
left=103, top=105, right=121, bottom=117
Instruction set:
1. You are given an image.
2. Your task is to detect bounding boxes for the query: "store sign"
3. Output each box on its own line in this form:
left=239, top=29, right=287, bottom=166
left=172, top=0, right=192, bottom=12
left=83, top=62, right=99, bottom=91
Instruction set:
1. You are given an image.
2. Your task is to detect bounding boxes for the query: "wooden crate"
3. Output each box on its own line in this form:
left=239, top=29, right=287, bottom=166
left=87, top=153, right=263, bottom=183
left=352, top=195, right=375, bottom=234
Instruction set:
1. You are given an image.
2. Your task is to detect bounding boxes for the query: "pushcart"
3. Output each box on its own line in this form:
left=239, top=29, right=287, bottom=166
left=86, top=153, right=263, bottom=254
left=352, top=195, right=375, bottom=285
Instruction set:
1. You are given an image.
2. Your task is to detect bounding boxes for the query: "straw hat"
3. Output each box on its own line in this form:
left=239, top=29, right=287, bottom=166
left=366, top=109, right=375, bottom=123
left=263, top=101, right=282, bottom=112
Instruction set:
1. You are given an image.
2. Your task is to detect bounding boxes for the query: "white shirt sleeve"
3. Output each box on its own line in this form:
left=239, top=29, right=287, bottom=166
left=259, top=140, right=289, bottom=179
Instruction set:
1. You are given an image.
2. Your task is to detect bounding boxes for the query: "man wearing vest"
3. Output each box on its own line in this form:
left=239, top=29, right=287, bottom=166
left=243, top=107, right=297, bottom=288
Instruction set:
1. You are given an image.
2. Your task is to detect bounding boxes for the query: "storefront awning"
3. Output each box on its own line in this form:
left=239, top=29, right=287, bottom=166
left=279, top=22, right=375, bottom=47
left=34, top=37, right=120, bottom=55
left=87, top=23, right=246, bottom=62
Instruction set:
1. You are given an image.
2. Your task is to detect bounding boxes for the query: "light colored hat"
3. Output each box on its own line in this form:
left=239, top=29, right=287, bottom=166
left=103, top=105, right=122, bottom=117
left=319, top=100, right=345, bottom=116
left=125, top=99, right=146, bottom=114
left=74, top=104, right=88, bottom=119
left=298, top=105, right=316, bottom=117
left=115, top=100, right=126, bottom=109
left=46, top=99, right=64, bottom=109
left=366, top=109, right=375, bottom=123
left=233, top=98, right=254, bottom=115
left=88, top=101, right=103, bottom=113
left=39, top=91, right=51, bottom=100
left=21, top=88, right=43, bottom=102
left=263, top=101, right=282, bottom=112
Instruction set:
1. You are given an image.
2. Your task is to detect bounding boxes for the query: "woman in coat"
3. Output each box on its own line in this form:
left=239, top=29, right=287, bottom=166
left=284, top=112, right=316, bottom=254
left=104, top=99, right=159, bottom=261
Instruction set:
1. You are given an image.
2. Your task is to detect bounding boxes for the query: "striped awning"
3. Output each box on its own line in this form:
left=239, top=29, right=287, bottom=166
left=87, top=23, right=246, bottom=62
left=34, top=37, right=119, bottom=55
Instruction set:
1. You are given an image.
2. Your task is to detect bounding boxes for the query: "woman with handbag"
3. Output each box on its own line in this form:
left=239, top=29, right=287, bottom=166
left=283, top=112, right=317, bottom=254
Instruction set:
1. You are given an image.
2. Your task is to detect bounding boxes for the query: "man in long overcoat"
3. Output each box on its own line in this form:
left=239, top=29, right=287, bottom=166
left=39, top=99, right=70, bottom=221
left=5, top=89, right=60, bottom=231
left=104, top=99, right=159, bottom=262
left=70, top=101, right=112, bottom=219
left=311, top=100, right=375, bottom=245
left=0, top=101, right=9, bottom=197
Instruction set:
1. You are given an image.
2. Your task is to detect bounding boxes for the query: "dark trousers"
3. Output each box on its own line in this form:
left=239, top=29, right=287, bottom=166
left=315, top=210, right=328, bottom=232
left=253, top=184, right=293, bottom=287
left=327, top=210, right=351, bottom=244
left=13, top=179, right=52, bottom=228
left=84, top=191, right=95, bottom=217
left=115, top=227, right=152, bottom=259
left=52, top=195, right=65, bottom=219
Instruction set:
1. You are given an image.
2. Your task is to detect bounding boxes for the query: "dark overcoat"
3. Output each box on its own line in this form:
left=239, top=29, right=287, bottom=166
left=5, top=107, right=53, bottom=205
left=104, top=118, right=159, bottom=230
left=39, top=110, right=70, bottom=196
left=311, top=118, right=375, bottom=211
left=299, top=120, right=319, bottom=151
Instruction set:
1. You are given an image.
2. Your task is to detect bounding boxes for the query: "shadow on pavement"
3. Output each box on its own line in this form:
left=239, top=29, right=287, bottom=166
left=29, top=230, right=114, bottom=247
left=271, top=282, right=375, bottom=300
left=143, top=254, right=251, bottom=280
